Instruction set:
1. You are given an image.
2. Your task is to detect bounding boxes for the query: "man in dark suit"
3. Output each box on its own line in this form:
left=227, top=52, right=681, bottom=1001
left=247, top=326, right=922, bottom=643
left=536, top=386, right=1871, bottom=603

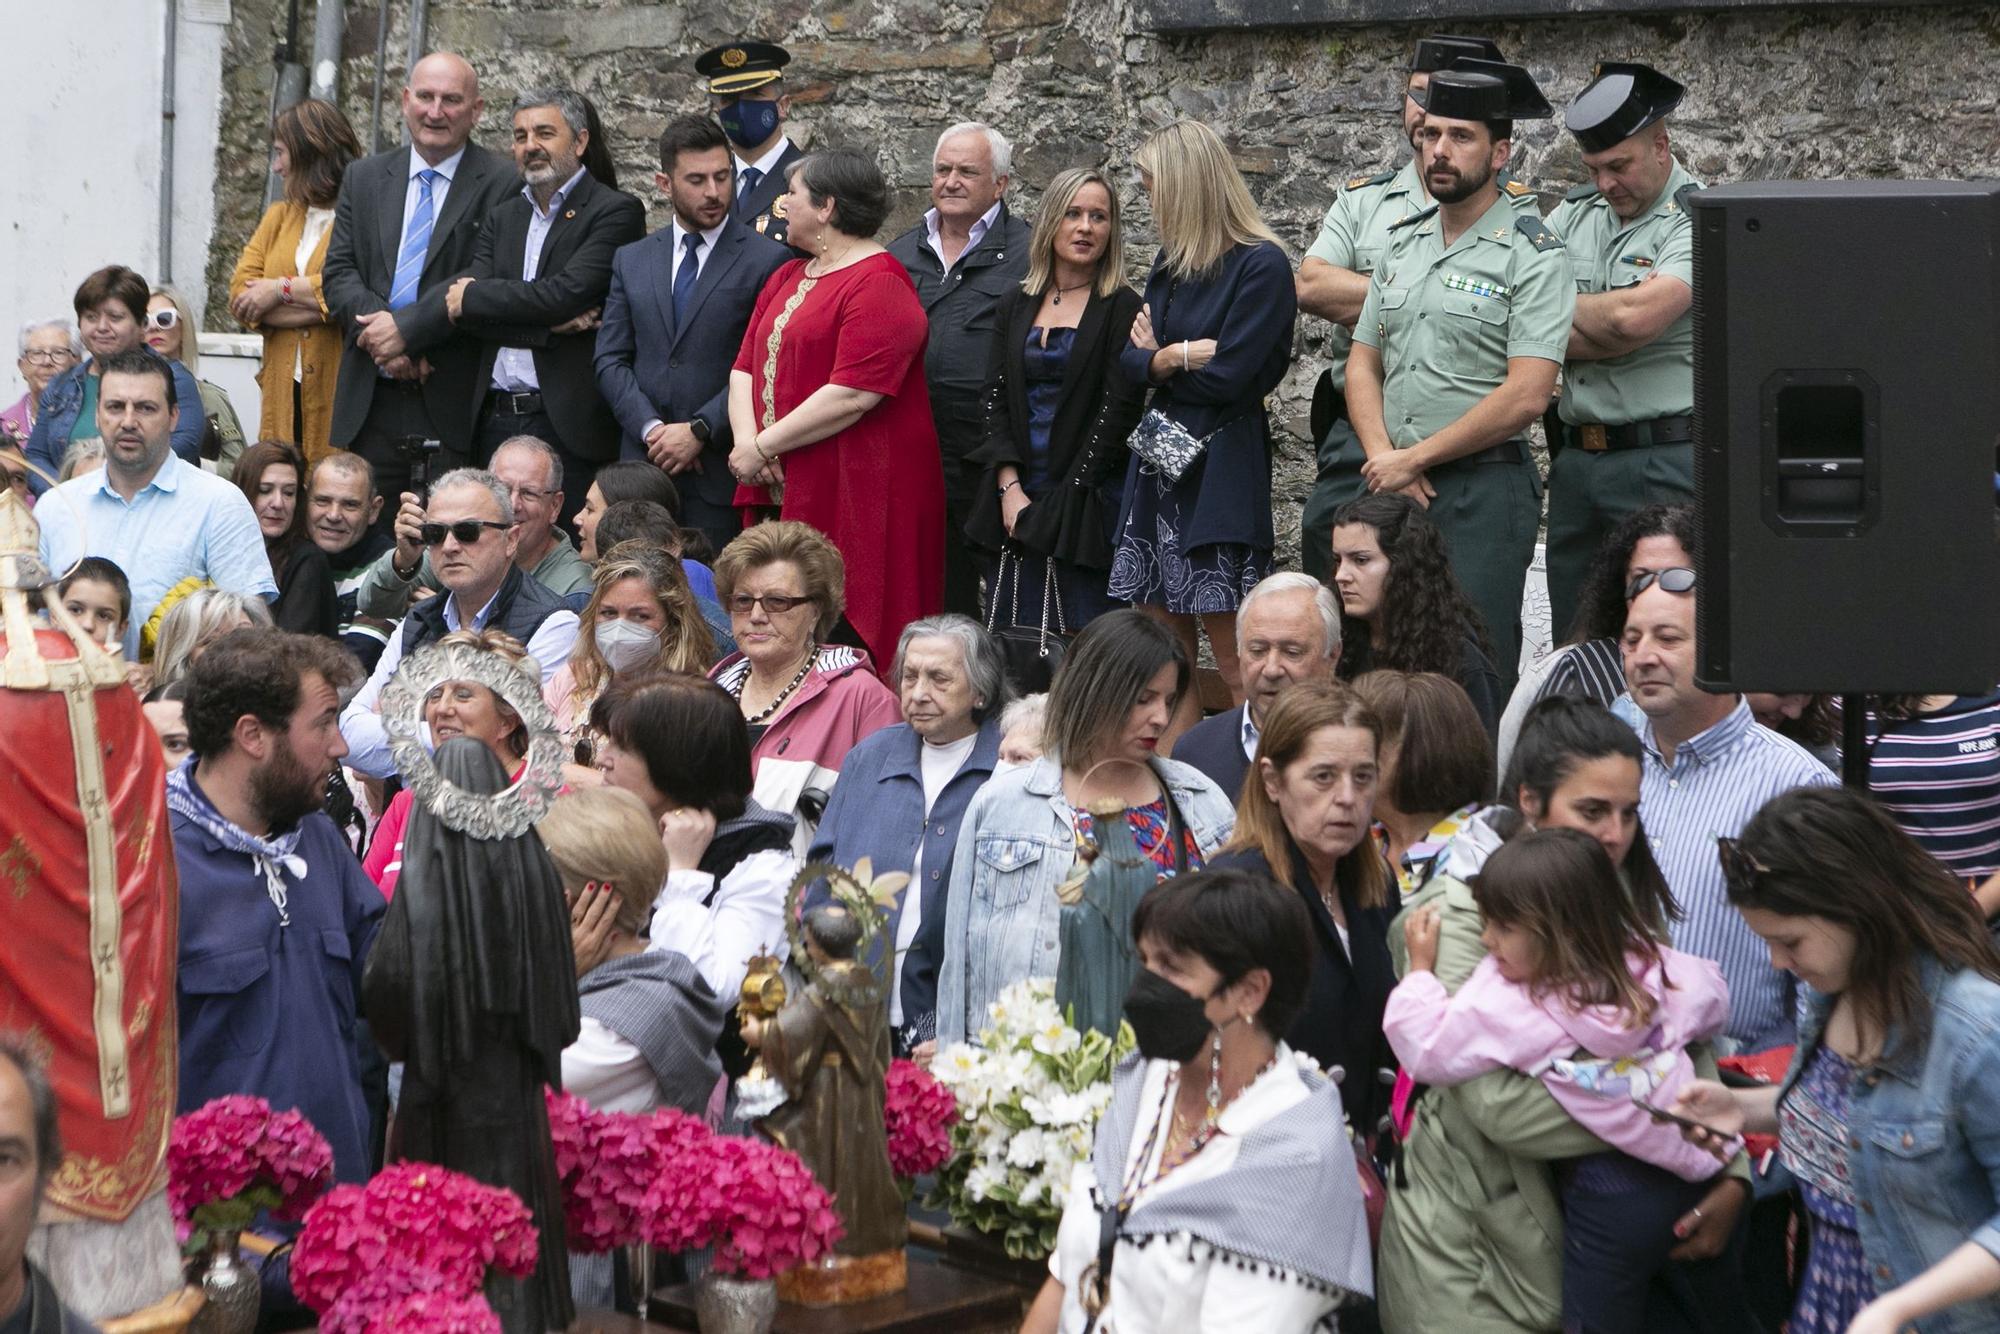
left=323, top=52, right=516, bottom=537
left=444, top=88, right=646, bottom=527
left=697, top=41, right=805, bottom=251
left=595, top=115, right=792, bottom=555
left=887, top=121, right=1030, bottom=615
left=1173, top=573, right=1343, bottom=801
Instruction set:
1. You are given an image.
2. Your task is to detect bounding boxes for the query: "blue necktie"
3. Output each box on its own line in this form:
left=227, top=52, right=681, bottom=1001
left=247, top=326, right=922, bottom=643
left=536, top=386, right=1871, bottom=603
left=388, top=168, right=442, bottom=310
left=673, top=232, right=703, bottom=329
left=735, top=166, right=763, bottom=214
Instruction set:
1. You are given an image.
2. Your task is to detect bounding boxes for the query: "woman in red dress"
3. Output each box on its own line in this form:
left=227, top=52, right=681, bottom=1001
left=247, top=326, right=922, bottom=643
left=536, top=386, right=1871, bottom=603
left=727, top=148, right=945, bottom=672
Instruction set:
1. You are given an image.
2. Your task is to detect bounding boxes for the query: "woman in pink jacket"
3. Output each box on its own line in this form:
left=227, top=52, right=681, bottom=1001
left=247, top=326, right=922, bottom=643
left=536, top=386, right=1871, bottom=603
left=1387, top=827, right=1733, bottom=1334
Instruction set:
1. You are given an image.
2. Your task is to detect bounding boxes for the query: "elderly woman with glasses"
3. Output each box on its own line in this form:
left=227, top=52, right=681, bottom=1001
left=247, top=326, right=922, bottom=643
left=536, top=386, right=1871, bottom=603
left=4, top=319, right=80, bottom=449
left=707, top=521, right=899, bottom=809
left=807, top=613, right=1012, bottom=1057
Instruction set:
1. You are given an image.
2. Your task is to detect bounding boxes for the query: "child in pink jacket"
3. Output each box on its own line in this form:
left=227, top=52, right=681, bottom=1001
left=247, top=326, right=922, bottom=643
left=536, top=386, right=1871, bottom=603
left=1385, top=827, right=1737, bottom=1331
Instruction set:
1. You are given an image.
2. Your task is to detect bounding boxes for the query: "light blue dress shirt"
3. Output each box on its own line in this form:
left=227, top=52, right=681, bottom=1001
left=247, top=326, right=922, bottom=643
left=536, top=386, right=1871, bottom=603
left=36, top=452, right=277, bottom=658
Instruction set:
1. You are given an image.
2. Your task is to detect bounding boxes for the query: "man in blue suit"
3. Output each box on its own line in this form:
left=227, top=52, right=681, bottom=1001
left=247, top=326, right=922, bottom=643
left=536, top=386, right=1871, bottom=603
left=1172, top=572, right=1343, bottom=802
left=595, top=115, right=792, bottom=555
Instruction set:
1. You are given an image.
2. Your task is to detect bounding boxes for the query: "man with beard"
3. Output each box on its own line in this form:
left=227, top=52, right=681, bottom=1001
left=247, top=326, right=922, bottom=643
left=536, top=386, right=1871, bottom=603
left=169, top=627, right=384, bottom=1185
left=1348, top=63, right=1574, bottom=686
left=1542, top=64, right=1702, bottom=640
left=35, top=348, right=275, bottom=659
left=1295, top=35, right=1541, bottom=581
left=305, top=452, right=395, bottom=668
left=595, top=114, right=792, bottom=555
left=446, top=88, right=645, bottom=525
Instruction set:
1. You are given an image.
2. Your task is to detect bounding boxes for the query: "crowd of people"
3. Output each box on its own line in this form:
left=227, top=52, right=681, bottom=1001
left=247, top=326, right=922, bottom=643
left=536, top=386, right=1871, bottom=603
left=4, top=25, right=2000, bottom=1334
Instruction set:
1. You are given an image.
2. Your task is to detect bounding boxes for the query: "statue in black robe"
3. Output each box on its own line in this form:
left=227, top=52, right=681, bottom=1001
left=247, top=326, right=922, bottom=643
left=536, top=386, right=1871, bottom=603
left=362, top=738, right=581, bottom=1332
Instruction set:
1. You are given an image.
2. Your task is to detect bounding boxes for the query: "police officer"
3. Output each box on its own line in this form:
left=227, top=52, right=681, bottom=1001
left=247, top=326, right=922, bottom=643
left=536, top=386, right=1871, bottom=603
left=1348, top=64, right=1575, bottom=684
left=1542, top=63, right=1701, bottom=639
left=1296, top=35, right=1542, bottom=582
left=694, top=40, right=804, bottom=250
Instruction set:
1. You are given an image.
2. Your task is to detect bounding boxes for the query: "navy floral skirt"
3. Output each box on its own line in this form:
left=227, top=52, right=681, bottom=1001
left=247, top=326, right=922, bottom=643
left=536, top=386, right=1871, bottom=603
left=1108, top=461, right=1269, bottom=615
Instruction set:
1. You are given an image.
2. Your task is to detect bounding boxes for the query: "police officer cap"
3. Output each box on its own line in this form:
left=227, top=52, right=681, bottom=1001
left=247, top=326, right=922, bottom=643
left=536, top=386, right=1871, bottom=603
left=694, top=40, right=791, bottom=96
left=1415, top=62, right=1554, bottom=124
left=1565, top=62, right=1686, bottom=153
left=1408, top=34, right=1504, bottom=74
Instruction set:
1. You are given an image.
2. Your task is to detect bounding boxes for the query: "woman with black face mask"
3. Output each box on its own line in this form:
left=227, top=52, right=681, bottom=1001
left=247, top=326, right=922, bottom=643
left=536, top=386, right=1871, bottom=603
left=1022, top=868, right=1374, bottom=1334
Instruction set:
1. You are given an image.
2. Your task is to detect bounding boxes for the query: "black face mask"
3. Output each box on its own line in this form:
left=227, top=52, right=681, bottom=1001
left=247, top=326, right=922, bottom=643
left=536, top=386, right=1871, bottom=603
left=1122, top=968, right=1216, bottom=1063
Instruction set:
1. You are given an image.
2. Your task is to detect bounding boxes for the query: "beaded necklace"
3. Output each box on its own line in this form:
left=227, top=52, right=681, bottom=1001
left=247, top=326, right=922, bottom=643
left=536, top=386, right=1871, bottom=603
left=739, top=646, right=817, bottom=726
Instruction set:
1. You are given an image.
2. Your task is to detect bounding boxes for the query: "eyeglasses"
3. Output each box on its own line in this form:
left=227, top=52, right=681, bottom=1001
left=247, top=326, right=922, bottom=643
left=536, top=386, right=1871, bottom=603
left=419, top=520, right=510, bottom=546
left=1715, top=836, right=1771, bottom=889
left=507, top=485, right=553, bottom=505
left=20, top=349, right=73, bottom=365
left=1626, top=566, right=1697, bottom=601
left=727, top=592, right=811, bottom=615
left=145, top=309, right=180, bottom=331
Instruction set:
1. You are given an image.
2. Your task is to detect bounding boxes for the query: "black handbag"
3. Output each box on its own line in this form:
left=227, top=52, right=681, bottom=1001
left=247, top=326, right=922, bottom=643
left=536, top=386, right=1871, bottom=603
left=987, top=544, right=1071, bottom=695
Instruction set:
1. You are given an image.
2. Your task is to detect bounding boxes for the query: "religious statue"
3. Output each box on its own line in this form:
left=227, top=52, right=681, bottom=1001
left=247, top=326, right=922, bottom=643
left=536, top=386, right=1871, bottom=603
left=739, top=863, right=910, bottom=1305
left=0, top=488, right=182, bottom=1319
left=361, top=644, right=577, bottom=1334
left=1055, top=768, right=1164, bottom=1040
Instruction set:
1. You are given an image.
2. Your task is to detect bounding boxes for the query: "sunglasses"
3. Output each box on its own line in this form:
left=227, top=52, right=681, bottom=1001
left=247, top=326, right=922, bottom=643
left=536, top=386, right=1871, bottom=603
left=727, top=592, right=811, bottom=615
left=419, top=520, right=509, bottom=546
left=145, top=309, right=180, bottom=331
left=1715, top=835, right=1771, bottom=889
left=1626, top=566, right=1696, bottom=601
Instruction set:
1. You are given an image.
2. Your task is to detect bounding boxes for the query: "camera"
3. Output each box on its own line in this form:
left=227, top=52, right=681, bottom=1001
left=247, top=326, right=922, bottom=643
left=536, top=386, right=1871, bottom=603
left=396, top=436, right=443, bottom=493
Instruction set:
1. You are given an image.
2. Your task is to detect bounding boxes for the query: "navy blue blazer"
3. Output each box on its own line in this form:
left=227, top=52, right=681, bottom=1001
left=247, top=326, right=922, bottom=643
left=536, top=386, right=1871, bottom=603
left=805, top=718, right=1002, bottom=1043
left=1117, top=240, right=1297, bottom=552
left=594, top=219, right=793, bottom=506
left=1172, top=703, right=1252, bottom=804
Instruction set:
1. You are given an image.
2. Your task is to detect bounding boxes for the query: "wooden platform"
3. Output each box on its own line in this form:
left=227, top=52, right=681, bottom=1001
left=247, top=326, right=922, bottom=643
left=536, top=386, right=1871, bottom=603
left=646, top=1251, right=1025, bottom=1334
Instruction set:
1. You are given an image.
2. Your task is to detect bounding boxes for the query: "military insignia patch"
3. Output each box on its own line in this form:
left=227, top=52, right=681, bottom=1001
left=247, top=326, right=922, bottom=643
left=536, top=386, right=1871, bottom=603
left=1504, top=179, right=1534, bottom=198
left=1622, top=255, right=1654, bottom=267
left=1514, top=215, right=1564, bottom=252
left=771, top=196, right=789, bottom=218
left=722, top=47, right=748, bottom=68
left=1443, top=273, right=1512, bottom=299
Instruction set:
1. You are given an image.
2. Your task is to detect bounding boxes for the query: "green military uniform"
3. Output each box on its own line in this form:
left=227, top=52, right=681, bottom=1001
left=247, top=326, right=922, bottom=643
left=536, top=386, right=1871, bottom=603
left=1353, top=190, right=1576, bottom=679
left=1299, top=164, right=1541, bottom=580
left=1541, top=164, right=1702, bottom=637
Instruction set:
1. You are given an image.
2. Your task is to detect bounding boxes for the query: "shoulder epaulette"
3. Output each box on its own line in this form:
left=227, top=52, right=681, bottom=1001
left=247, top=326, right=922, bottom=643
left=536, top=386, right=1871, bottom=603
left=1346, top=169, right=1397, bottom=191
left=1514, top=214, right=1564, bottom=252
left=1503, top=178, right=1536, bottom=199
left=1389, top=204, right=1438, bottom=232
left=1565, top=181, right=1601, bottom=203
left=1671, top=181, right=1701, bottom=215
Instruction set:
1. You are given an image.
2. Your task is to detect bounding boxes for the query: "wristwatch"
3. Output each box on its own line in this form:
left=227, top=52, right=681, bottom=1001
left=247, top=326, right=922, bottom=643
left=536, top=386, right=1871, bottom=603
left=688, top=418, right=712, bottom=445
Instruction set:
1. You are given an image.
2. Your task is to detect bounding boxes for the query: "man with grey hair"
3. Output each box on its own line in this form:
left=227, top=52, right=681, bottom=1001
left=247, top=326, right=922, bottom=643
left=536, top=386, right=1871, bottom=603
left=806, top=613, right=1010, bottom=1055
left=0, top=1038, right=94, bottom=1332
left=4, top=320, right=80, bottom=446
left=445, top=87, right=645, bottom=524
left=338, top=467, right=579, bottom=777
left=887, top=121, right=1031, bottom=616
left=1172, top=571, right=1343, bottom=800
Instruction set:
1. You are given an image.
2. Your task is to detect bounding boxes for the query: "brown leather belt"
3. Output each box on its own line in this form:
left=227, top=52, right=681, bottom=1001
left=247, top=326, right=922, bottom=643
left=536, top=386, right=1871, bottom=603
left=1570, top=416, right=1694, bottom=453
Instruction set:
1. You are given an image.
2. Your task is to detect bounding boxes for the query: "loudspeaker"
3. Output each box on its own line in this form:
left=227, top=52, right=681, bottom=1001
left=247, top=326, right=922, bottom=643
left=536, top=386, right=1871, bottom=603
left=1690, top=180, right=2000, bottom=694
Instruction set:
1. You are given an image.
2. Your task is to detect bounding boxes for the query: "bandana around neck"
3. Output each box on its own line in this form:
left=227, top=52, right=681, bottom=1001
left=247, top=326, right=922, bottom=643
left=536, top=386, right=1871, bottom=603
left=165, top=760, right=307, bottom=927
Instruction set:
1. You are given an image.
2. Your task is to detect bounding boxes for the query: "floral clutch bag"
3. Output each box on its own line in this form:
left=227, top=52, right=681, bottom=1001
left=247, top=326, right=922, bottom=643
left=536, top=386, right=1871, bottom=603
left=1126, top=408, right=1217, bottom=484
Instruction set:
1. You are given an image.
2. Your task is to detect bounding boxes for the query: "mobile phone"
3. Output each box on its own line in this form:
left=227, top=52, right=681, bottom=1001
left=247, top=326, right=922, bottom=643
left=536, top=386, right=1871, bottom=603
left=1633, top=1092, right=1736, bottom=1141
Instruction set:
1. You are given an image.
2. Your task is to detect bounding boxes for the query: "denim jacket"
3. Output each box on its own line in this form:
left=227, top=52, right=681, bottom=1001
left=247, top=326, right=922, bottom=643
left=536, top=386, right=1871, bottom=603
left=934, top=752, right=1235, bottom=1045
left=25, top=357, right=205, bottom=494
left=1781, top=956, right=2000, bottom=1333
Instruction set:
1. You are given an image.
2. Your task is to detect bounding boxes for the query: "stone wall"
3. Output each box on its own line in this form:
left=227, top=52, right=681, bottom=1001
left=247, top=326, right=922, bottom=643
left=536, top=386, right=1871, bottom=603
left=205, top=0, right=2000, bottom=567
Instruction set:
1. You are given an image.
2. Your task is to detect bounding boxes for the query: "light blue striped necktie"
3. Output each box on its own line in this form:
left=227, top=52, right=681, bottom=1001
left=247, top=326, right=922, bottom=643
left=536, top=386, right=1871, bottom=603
left=388, top=168, right=443, bottom=310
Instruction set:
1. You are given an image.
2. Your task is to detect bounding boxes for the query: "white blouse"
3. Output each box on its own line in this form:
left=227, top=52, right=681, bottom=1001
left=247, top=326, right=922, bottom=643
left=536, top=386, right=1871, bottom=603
left=1050, top=1045, right=1339, bottom=1334
left=646, top=848, right=796, bottom=1006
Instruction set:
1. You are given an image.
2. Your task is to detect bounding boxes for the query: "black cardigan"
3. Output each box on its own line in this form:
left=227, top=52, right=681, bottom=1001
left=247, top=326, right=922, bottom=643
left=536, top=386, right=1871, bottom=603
left=1210, top=840, right=1401, bottom=1139
left=963, top=283, right=1147, bottom=569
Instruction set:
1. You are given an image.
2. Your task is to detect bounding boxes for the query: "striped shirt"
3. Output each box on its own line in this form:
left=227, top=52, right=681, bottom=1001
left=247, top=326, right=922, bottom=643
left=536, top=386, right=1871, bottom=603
left=1535, top=637, right=1627, bottom=708
left=1866, top=691, right=2000, bottom=879
left=1635, top=697, right=1837, bottom=1050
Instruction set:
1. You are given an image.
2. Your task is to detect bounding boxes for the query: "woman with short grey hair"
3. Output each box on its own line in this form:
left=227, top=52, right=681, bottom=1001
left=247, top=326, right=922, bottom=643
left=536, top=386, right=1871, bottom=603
left=806, top=612, right=1011, bottom=1056
left=3, top=319, right=80, bottom=447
